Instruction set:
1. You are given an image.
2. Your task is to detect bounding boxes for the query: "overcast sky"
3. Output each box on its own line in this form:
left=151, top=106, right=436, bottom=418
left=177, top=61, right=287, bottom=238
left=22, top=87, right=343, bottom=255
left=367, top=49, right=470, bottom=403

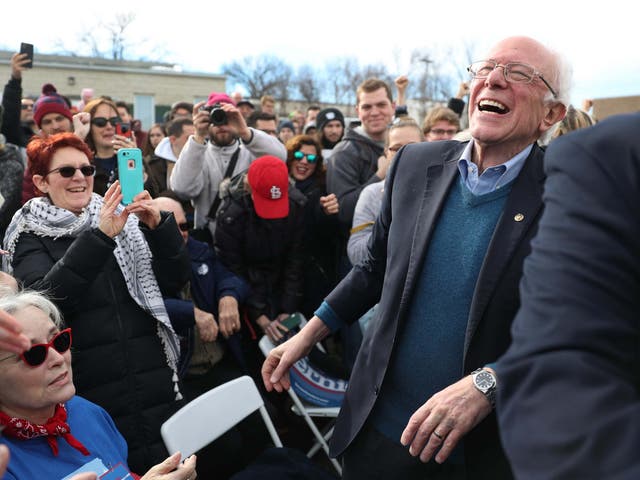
left=3, top=0, right=638, bottom=106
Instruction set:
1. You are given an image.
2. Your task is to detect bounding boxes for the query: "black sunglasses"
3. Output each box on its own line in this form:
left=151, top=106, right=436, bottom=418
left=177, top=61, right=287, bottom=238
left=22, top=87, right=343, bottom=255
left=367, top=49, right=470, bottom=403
left=14, top=328, right=73, bottom=367
left=293, top=151, right=318, bottom=163
left=178, top=221, right=193, bottom=232
left=91, top=116, right=119, bottom=127
left=46, top=165, right=96, bottom=178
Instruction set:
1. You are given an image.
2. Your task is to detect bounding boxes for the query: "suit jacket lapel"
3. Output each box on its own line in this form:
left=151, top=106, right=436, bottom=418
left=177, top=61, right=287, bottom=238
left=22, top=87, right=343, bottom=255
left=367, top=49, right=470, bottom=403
left=397, top=143, right=464, bottom=320
left=463, top=145, right=546, bottom=356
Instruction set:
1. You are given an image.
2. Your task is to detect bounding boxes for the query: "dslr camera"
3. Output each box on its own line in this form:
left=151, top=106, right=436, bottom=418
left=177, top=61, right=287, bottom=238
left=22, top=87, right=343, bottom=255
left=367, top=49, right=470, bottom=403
left=200, top=103, right=227, bottom=126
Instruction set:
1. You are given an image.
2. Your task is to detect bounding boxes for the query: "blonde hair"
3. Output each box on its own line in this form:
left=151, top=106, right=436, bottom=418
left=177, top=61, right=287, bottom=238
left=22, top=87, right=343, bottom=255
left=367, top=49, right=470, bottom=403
left=551, top=105, right=594, bottom=140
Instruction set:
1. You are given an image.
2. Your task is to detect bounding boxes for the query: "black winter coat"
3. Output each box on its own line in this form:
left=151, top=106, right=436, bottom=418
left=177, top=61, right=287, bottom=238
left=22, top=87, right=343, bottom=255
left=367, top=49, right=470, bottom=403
left=293, top=177, right=341, bottom=319
left=215, top=178, right=306, bottom=327
left=11, top=213, right=190, bottom=474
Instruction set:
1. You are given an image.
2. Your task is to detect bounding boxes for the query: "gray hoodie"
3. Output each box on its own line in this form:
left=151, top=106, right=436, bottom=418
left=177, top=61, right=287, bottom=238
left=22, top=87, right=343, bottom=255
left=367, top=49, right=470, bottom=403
left=170, top=128, right=286, bottom=238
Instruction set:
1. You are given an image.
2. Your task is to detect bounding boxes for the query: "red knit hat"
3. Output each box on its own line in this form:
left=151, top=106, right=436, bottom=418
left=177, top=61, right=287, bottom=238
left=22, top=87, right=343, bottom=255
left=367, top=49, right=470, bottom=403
left=206, top=92, right=235, bottom=107
left=33, top=84, right=73, bottom=128
left=247, top=156, right=289, bottom=219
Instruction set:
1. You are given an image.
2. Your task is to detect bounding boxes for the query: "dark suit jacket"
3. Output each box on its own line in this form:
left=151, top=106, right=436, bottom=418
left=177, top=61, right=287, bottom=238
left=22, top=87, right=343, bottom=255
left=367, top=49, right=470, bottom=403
left=325, top=139, right=547, bottom=478
left=496, top=113, right=640, bottom=480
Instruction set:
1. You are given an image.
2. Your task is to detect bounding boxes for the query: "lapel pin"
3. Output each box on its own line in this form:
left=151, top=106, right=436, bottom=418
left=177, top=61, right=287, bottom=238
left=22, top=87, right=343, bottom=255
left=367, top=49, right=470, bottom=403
left=514, top=213, right=524, bottom=222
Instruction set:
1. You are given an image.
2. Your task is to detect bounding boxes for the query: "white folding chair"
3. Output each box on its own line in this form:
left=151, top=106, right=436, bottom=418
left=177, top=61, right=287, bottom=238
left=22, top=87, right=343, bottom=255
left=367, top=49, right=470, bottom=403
left=259, top=335, right=342, bottom=475
left=160, top=375, right=282, bottom=459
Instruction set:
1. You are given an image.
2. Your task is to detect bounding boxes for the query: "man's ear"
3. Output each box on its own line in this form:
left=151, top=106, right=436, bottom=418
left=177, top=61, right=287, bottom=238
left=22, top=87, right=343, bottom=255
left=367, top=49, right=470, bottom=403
left=542, top=102, right=567, bottom=132
left=32, top=174, right=48, bottom=194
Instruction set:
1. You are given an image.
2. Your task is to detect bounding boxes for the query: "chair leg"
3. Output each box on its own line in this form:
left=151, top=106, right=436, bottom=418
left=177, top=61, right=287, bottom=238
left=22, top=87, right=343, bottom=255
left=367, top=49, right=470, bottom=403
left=288, top=391, right=342, bottom=475
left=307, top=425, right=334, bottom=458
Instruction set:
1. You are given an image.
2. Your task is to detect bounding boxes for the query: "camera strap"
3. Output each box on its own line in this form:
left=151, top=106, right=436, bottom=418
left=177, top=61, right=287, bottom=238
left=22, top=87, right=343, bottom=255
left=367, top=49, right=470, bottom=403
left=207, top=145, right=241, bottom=220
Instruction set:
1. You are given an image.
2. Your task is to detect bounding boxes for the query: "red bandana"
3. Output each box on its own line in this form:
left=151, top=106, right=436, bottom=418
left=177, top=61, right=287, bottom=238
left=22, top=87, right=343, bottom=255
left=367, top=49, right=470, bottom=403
left=0, top=403, right=90, bottom=456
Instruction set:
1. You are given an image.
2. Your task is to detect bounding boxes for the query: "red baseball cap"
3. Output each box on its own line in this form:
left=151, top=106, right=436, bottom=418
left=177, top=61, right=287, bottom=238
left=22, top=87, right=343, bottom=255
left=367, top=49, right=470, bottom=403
left=247, top=156, right=289, bottom=219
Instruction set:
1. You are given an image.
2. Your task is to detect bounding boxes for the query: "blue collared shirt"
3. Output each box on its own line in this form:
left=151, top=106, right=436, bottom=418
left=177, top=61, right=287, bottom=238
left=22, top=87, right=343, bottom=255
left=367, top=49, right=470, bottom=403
left=457, top=141, right=533, bottom=195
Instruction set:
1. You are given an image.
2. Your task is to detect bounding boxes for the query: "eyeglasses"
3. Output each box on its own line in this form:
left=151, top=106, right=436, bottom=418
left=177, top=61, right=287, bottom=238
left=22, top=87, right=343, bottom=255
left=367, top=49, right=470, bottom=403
left=0, top=328, right=72, bottom=367
left=467, top=60, right=558, bottom=98
left=178, top=221, right=192, bottom=232
left=45, top=165, right=96, bottom=178
left=91, top=116, right=119, bottom=128
left=293, top=151, right=317, bottom=163
left=21, top=103, right=34, bottom=110
left=429, top=128, right=458, bottom=136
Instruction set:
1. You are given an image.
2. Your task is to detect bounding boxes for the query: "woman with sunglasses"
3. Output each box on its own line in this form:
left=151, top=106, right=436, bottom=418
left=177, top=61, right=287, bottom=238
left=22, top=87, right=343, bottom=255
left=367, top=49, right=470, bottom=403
left=2, top=132, right=190, bottom=473
left=83, top=97, right=135, bottom=195
left=0, top=289, right=197, bottom=480
left=284, top=135, right=341, bottom=321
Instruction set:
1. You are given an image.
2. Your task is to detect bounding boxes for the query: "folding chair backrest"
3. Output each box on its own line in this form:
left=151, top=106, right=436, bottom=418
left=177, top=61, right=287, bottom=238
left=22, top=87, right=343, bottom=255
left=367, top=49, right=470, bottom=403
left=161, top=375, right=282, bottom=458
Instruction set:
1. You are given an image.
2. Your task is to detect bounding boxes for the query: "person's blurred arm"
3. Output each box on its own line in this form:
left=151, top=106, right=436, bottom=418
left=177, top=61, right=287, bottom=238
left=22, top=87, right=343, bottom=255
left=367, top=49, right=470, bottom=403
left=348, top=183, right=382, bottom=266
left=169, top=102, right=208, bottom=199
left=394, top=75, right=409, bottom=117
left=447, top=81, right=469, bottom=117
left=2, top=53, right=30, bottom=146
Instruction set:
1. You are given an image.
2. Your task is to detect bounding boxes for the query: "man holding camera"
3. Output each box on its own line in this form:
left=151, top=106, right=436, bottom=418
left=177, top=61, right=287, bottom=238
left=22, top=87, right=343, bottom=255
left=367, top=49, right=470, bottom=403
left=170, top=92, right=286, bottom=241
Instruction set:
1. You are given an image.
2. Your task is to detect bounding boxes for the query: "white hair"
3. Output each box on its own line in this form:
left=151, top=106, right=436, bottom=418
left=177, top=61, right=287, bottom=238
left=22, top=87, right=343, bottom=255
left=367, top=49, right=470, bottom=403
left=539, top=45, right=573, bottom=145
left=0, top=290, right=63, bottom=328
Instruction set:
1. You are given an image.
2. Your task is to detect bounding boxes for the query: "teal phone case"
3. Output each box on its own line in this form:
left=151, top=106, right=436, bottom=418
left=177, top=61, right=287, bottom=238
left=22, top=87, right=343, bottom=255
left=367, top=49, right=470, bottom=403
left=116, top=148, right=144, bottom=205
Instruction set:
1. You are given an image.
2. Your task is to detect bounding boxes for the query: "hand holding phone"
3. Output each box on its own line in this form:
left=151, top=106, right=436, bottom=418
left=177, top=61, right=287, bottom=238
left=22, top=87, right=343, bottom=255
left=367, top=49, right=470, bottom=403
left=116, top=122, right=133, bottom=139
left=19, top=42, right=33, bottom=69
left=117, top=148, right=144, bottom=205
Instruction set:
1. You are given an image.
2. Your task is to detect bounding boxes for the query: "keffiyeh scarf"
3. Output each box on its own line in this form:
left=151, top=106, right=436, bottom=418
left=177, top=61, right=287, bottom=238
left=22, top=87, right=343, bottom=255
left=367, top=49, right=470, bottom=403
left=3, top=194, right=182, bottom=400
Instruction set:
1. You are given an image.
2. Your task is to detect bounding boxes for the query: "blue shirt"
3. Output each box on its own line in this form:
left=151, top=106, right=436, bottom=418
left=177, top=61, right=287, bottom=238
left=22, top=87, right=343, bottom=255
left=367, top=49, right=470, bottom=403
left=457, top=141, right=532, bottom=195
left=0, top=396, right=130, bottom=479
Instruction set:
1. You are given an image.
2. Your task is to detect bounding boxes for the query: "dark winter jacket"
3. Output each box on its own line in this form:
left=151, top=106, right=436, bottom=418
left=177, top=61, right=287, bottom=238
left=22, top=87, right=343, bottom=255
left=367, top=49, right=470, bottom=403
left=10, top=213, right=190, bottom=474
left=0, top=142, right=24, bottom=240
left=326, top=127, right=384, bottom=232
left=214, top=175, right=306, bottom=327
left=2, top=76, right=35, bottom=148
left=293, top=177, right=340, bottom=319
left=165, top=236, right=250, bottom=375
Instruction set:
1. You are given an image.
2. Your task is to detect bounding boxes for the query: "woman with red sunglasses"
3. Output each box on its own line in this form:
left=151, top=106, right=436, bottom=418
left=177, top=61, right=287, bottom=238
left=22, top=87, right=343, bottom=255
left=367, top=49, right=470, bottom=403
left=0, top=290, right=197, bottom=480
left=2, top=132, right=190, bottom=473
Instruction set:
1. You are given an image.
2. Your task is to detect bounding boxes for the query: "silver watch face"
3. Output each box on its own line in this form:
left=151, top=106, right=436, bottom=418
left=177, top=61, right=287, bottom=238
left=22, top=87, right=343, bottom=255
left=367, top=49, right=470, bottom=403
left=475, top=371, right=495, bottom=391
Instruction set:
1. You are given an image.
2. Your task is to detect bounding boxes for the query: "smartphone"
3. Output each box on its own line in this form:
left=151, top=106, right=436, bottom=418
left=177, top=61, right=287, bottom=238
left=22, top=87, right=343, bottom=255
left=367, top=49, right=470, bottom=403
left=280, top=312, right=304, bottom=330
left=116, top=122, right=133, bottom=139
left=117, top=148, right=144, bottom=205
left=19, top=42, right=34, bottom=68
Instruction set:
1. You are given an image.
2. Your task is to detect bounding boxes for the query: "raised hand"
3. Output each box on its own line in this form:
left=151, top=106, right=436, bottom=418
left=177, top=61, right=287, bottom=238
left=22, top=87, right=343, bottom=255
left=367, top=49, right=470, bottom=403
left=126, top=190, right=161, bottom=229
left=98, top=181, right=129, bottom=238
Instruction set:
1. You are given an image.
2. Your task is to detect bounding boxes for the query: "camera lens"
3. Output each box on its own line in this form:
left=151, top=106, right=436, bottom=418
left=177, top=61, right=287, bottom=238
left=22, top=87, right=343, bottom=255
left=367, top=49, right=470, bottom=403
left=210, top=107, right=227, bottom=126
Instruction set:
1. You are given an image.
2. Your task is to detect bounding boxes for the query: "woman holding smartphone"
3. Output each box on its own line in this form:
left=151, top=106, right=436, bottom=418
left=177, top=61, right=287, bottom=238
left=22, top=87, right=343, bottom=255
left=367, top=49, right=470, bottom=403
left=2, top=132, right=190, bottom=474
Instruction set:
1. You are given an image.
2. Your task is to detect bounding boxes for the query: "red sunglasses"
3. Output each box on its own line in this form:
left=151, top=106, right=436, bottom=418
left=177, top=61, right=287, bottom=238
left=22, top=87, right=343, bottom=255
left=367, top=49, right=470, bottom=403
left=0, top=328, right=72, bottom=367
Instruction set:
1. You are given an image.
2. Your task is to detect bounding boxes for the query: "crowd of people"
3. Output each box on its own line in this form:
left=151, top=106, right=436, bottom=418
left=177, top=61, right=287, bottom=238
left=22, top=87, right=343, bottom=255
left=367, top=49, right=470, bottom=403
left=2, top=33, right=634, bottom=480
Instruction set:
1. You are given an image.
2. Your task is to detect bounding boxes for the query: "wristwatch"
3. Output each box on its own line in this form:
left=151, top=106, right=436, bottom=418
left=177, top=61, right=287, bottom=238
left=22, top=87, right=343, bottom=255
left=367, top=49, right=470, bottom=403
left=471, top=368, right=497, bottom=408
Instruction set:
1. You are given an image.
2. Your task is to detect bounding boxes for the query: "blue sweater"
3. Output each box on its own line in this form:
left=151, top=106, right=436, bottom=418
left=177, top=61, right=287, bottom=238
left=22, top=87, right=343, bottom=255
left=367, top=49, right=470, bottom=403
left=0, top=396, right=130, bottom=479
left=370, top=178, right=512, bottom=449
